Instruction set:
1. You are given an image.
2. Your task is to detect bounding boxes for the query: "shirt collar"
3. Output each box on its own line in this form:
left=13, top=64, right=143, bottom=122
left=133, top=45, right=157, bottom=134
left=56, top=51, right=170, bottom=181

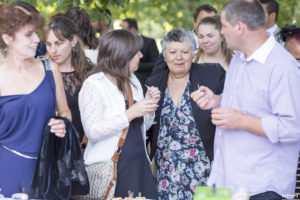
left=267, top=24, right=280, bottom=35
left=240, top=35, right=276, bottom=64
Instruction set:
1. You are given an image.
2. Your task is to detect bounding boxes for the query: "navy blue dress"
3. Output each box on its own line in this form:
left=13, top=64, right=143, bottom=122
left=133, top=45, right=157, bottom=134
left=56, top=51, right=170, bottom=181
left=114, top=101, right=158, bottom=199
left=0, top=67, right=56, bottom=197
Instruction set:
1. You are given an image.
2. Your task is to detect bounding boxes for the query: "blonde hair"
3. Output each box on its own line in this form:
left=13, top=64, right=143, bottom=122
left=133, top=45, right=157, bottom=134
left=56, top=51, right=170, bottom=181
left=194, top=15, right=232, bottom=65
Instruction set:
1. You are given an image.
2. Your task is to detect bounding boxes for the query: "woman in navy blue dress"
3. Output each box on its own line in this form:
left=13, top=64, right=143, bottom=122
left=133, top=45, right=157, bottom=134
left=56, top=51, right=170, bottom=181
left=0, top=3, right=71, bottom=197
left=79, top=30, right=160, bottom=199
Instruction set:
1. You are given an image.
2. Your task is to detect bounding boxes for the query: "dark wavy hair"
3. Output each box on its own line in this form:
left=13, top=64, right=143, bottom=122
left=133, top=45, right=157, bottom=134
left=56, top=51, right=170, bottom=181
left=44, top=16, right=93, bottom=84
left=193, top=4, right=218, bottom=22
left=65, top=7, right=98, bottom=49
left=259, top=0, right=279, bottom=22
left=89, top=30, right=143, bottom=94
left=0, top=3, right=44, bottom=55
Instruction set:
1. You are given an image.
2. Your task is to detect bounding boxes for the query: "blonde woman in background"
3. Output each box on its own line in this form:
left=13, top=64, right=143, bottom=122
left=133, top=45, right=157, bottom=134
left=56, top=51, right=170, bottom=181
left=195, top=15, right=232, bottom=71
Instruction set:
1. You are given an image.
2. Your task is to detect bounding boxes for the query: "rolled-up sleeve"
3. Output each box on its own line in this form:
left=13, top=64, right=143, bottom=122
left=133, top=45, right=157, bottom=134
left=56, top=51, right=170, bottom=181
left=262, top=65, right=300, bottom=143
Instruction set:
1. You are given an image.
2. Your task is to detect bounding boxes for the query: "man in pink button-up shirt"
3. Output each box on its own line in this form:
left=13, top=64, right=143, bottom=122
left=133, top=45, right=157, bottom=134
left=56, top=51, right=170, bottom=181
left=191, top=0, right=300, bottom=199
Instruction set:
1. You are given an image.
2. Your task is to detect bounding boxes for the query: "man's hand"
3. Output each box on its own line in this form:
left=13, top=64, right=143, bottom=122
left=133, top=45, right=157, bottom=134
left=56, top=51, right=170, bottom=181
left=191, top=86, right=221, bottom=110
left=212, top=108, right=266, bottom=137
left=211, top=108, right=245, bottom=129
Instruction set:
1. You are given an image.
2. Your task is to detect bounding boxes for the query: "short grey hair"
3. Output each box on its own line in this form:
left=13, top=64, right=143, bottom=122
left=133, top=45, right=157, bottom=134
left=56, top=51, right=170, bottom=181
left=222, top=0, right=265, bottom=31
left=161, top=28, right=197, bottom=58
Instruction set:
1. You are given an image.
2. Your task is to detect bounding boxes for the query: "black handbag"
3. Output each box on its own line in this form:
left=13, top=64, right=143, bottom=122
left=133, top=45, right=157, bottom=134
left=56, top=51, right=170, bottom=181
left=30, top=116, right=89, bottom=200
left=30, top=59, right=89, bottom=199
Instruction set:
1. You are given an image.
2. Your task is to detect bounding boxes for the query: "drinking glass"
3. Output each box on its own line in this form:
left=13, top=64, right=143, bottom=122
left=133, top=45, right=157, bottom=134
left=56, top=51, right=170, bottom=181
left=231, top=186, right=250, bottom=200
left=11, top=193, right=28, bottom=200
left=0, top=188, right=4, bottom=199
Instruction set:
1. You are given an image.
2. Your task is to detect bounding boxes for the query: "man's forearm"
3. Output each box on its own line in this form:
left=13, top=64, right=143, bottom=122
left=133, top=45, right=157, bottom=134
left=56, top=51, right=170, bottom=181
left=240, top=113, right=266, bottom=137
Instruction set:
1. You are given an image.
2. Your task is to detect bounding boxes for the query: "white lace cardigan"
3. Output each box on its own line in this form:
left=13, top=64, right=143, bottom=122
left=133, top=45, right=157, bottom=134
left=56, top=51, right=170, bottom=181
left=78, top=72, right=154, bottom=165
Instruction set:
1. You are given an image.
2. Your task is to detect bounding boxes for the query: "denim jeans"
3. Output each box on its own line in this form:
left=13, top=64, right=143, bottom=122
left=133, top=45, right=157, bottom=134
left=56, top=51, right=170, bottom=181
left=250, top=191, right=282, bottom=200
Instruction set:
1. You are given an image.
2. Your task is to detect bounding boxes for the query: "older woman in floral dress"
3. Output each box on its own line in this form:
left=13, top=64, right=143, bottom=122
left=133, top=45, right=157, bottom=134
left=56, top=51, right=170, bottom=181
left=146, top=28, right=225, bottom=200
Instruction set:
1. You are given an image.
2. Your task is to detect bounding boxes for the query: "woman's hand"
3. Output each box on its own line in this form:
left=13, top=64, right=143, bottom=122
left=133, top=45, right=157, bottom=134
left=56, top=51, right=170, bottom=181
left=125, top=99, right=159, bottom=122
left=48, top=118, right=66, bottom=138
left=145, top=85, right=161, bottom=104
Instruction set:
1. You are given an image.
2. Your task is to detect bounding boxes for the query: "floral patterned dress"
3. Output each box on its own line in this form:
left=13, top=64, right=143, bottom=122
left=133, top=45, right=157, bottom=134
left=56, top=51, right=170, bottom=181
left=155, top=81, right=211, bottom=200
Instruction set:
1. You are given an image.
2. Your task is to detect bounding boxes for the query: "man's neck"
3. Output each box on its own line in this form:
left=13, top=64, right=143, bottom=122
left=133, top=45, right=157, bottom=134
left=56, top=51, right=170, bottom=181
left=266, top=23, right=276, bottom=30
left=241, top=29, right=269, bottom=58
left=130, top=29, right=139, bottom=35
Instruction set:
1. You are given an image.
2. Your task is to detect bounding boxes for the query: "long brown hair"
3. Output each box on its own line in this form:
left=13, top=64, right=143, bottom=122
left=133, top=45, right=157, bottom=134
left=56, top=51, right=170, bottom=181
left=89, top=30, right=143, bottom=95
left=44, top=16, right=93, bottom=84
left=194, top=15, right=232, bottom=65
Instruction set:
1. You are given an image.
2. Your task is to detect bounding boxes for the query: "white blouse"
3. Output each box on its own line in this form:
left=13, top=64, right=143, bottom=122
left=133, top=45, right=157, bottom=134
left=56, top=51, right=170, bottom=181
left=78, top=72, right=154, bottom=165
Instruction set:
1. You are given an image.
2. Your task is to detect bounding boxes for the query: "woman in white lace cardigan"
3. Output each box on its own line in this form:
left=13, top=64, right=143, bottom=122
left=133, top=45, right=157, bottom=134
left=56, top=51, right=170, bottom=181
left=78, top=30, right=160, bottom=199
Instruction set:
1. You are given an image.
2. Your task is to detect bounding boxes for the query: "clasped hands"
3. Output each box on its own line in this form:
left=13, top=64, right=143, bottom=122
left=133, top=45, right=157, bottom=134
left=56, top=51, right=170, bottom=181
left=190, top=86, right=244, bottom=130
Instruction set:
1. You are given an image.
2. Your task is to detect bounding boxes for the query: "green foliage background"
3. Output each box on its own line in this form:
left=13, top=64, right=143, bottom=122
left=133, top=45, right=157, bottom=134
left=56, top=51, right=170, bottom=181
left=112, top=0, right=300, bottom=40
left=2, top=0, right=300, bottom=46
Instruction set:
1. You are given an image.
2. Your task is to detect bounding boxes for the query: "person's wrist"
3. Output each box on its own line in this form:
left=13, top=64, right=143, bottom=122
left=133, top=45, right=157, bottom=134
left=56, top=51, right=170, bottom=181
left=238, top=112, right=246, bottom=130
left=125, top=109, right=134, bottom=122
left=213, top=95, right=220, bottom=109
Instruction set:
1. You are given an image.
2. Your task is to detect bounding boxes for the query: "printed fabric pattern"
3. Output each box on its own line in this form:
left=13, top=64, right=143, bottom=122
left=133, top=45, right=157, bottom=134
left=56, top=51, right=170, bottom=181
left=155, top=81, right=211, bottom=200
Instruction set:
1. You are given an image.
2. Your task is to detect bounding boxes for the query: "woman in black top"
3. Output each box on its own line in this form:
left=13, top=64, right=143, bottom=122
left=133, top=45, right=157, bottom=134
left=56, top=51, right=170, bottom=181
left=44, top=16, right=93, bottom=142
